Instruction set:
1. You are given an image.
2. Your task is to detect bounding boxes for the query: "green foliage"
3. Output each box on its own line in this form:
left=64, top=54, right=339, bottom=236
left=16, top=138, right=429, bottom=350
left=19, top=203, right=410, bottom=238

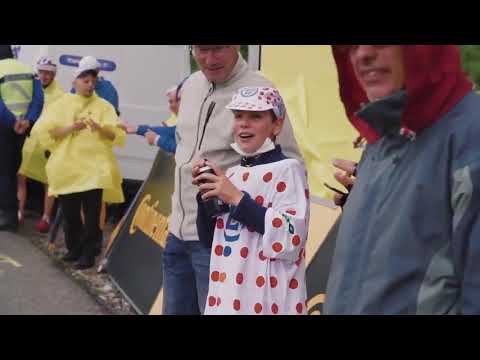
left=460, top=45, right=480, bottom=87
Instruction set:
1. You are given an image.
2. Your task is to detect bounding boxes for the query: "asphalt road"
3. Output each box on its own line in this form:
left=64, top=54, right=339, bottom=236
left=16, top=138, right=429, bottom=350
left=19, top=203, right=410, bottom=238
left=0, top=229, right=107, bottom=315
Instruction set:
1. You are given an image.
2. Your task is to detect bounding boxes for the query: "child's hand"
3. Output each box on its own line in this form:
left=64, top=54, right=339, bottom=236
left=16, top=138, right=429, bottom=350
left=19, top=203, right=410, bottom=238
left=119, top=120, right=138, bottom=134
left=192, top=159, right=207, bottom=185
left=86, top=119, right=101, bottom=132
left=195, top=161, right=244, bottom=206
left=145, top=131, right=157, bottom=146
left=72, top=119, right=87, bottom=131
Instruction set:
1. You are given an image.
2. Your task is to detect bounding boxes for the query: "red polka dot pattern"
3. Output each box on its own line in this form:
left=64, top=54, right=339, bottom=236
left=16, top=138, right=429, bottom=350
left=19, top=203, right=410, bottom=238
left=214, top=245, right=223, bottom=256
left=254, top=303, right=263, bottom=314
left=256, top=276, right=265, bottom=288
left=271, top=303, right=279, bottom=314
left=216, top=218, right=224, bottom=229
left=255, top=196, right=264, bottom=206
left=272, top=218, right=283, bottom=228
left=259, top=251, right=267, bottom=261
left=277, top=182, right=287, bottom=193
left=211, top=271, right=219, bottom=282
left=292, top=235, right=301, bottom=246
left=296, top=303, right=303, bottom=314
left=236, top=273, right=244, bottom=285
left=263, top=172, right=273, bottom=183
left=240, top=247, right=249, bottom=258
left=273, top=242, right=283, bottom=253
left=289, top=278, right=299, bottom=289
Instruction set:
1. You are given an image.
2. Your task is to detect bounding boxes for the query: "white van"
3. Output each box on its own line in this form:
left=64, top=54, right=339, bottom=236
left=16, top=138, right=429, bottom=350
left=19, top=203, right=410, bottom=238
left=17, top=45, right=191, bottom=182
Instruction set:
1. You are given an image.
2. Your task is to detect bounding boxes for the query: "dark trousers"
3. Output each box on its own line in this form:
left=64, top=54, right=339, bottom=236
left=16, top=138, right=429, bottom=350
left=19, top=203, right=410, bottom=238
left=59, top=189, right=103, bottom=259
left=0, top=127, right=25, bottom=216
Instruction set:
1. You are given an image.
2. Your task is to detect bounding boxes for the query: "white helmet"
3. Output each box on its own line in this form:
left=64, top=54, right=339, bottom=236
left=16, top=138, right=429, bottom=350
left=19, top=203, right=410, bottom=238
left=36, top=56, right=57, bottom=73
left=74, top=55, right=100, bottom=78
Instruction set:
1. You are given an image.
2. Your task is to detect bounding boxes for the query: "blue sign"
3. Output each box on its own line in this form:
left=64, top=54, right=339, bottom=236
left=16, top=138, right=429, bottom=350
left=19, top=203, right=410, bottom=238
left=59, top=54, right=117, bottom=72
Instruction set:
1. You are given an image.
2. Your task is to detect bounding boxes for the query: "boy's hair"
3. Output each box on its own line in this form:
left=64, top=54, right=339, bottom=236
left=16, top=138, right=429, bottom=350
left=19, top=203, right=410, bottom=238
left=233, top=109, right=279, bottom=123
left=269, top=109, right=279, bottom=122
left=77, top=69, right=99, bottom=79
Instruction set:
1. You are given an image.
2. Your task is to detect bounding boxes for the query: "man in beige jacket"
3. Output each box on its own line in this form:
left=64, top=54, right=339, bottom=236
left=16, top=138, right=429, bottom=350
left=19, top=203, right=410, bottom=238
left=163, top=45, right=303, bottom=315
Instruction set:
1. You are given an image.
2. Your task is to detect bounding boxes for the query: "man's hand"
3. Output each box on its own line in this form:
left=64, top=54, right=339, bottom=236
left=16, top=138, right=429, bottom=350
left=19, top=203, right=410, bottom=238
left=193, top=160, right=244, bottom=206
left=145, top=131, right=158, bottom=146
left=332, top=158, right=357, bottom=206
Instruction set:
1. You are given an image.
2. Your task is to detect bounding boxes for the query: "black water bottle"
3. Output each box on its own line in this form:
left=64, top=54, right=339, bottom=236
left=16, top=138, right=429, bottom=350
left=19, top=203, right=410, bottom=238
left=198, top=165, right=228, bottom=218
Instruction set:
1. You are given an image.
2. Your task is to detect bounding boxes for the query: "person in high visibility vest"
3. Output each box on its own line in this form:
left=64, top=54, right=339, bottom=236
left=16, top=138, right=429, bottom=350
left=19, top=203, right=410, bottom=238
left=0, top=45, right=44, bottom=231
left=17, top=56, right=65, bottom=233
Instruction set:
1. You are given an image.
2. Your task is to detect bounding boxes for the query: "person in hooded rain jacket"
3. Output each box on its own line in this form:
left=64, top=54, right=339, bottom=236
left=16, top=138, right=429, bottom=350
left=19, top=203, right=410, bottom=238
left=324, top=45, right=480, bottom=315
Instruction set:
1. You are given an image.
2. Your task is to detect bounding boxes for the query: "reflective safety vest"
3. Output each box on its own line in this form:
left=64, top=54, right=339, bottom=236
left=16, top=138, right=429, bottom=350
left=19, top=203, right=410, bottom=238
left=0, top=59, right=34, bottom=118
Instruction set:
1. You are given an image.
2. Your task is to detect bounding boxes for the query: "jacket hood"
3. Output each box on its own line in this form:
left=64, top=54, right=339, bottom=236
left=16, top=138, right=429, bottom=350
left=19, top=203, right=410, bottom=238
left=332, top=45, right=473, bottom=143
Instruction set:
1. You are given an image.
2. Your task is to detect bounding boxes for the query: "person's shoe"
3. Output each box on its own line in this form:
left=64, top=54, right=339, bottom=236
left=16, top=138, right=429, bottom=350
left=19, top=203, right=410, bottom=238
left=35, top=219, right=50, bottom=234
left=74, top=256, right=96, bottom=270
left=62, top=251, right=82, bottom=263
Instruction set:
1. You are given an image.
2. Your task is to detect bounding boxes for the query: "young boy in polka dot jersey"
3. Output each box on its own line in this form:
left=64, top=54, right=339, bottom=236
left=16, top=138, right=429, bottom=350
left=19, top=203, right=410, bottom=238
left=193, top=86, right=310, bottom=315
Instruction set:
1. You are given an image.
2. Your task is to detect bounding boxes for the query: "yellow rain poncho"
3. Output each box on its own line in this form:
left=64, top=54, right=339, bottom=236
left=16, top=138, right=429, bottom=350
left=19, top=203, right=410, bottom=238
left=18, top=80, right=65, bottom=183
left=34, top=92, right=126, bottom=204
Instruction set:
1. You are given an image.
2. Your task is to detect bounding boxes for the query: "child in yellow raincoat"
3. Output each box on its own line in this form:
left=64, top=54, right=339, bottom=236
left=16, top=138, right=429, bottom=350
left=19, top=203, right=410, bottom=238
left=33, top=58, right=125, bottom=270
left=17, top=56, right=65, bottom=233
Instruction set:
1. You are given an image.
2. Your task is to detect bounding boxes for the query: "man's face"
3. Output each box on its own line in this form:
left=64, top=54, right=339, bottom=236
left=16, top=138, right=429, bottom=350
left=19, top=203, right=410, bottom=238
left=38, top=70, right=55, bottom=88
left=75, top=74, right=97, bottom=97
left=348, top=45, right=405, bottom=101
left=192, top=45, right=239, bottom=84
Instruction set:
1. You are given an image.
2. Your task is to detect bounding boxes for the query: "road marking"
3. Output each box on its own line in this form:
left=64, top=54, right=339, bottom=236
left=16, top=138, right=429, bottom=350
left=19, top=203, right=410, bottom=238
left=0, top=254, right=22, bottom=268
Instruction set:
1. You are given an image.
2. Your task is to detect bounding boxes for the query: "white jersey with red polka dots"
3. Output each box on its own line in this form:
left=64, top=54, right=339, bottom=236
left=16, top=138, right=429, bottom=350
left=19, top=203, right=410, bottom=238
left=204, top=158, right=310, bottom=315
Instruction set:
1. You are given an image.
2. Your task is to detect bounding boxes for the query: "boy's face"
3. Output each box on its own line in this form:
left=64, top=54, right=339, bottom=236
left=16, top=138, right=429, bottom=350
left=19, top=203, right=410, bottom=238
left=75, top=74, right=97, bottom=97
left=168, top=92, right=180, bottom=115
left=38, top=70, right=55, bottom=88
left=233, top=110, right=283, bottom=154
